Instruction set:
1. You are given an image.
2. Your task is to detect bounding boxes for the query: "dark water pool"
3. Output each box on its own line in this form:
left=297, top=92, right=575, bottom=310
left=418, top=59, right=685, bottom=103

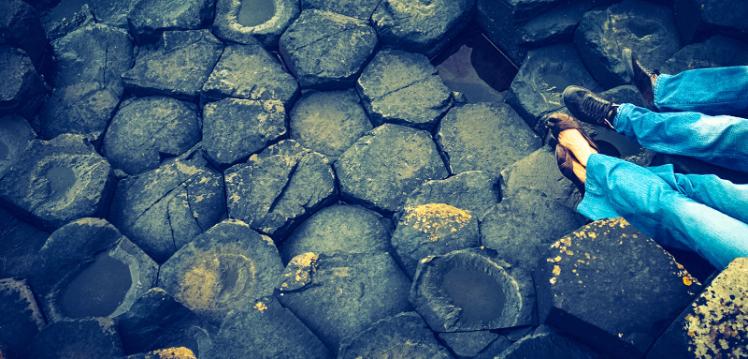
left=237, top=0, right=276, bottom=27
left=59, top=253, right=132, bottom=318
left=441, top=265, right=504, bottom=324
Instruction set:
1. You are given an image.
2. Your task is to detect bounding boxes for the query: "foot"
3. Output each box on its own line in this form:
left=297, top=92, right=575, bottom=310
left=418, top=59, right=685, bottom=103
left=558, top=128, right=598, bottom=167
left=555, top=145, right=587, bottom=192
left=562, top=86, right=617, bottom=130
left=629, top=52, right=658, bottom=107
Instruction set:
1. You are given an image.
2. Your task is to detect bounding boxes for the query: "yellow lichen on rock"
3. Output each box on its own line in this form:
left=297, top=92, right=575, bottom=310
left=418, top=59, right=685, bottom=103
left=179, top=260, right=219, bottom=310
left=254, top=301, right=268, bottom=313
left=402, top=203, right=472, bottom=241
left=150, top=347, right=196, bottom=359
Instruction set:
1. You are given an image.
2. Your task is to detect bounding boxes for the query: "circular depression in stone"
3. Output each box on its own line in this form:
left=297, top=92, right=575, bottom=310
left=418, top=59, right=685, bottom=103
left=59, top=252, right=132, bottom=318
left=45, top=166, right=76, bottom=199
left=237, top=0, right=276, bottom=26
left=440, top=264, right=505, bottom=324
left=177, top=253, right=258, bottom=312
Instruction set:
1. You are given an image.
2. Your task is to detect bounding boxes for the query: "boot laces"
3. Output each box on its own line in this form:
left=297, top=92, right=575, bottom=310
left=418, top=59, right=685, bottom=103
left=582, top=95, right=611, bottom=123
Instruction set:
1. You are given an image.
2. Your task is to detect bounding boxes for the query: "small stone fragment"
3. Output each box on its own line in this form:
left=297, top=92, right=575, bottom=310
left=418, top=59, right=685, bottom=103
left=103, top=97, right=201, bottom=175
left=0, top=134, right=114, bottom=228
left=202, top=98, right=287, bottom=165
left=339, top=312, right=453, bottom=359
left=212, top=0, right=300, bottom=46
left=280, top=10, right=377, bottom=88
left=289, top=90, right=372, bottom=160
left=206, top=296, right=331, bottom=358
left=410, top=248, right=536, bottom=333
left=0, top=278, right=45, bottom=358
left=335, top=124, right=449, bottom=212
left=123, top=30, right=223, bottom=99
left=0, top=46, right=45, bottom=118
left=29, top=319, right=124, bottom=359
left=128, top=0, right=214, bottom=40
left=438, top=103, right=541, bottom=174
left=356, top=49, right=453, bottom=127
left=225, top=140, right=336, bottom=235
left=158, top=220, right=284, bottom=323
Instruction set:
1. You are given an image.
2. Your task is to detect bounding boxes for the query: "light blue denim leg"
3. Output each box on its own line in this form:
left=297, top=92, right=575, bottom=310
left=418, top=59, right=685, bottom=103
left=577, top=154, right=748, bottom=269
left=613, top=103, right=748, bottom=173
left=655, top=66, right=748, bottom=116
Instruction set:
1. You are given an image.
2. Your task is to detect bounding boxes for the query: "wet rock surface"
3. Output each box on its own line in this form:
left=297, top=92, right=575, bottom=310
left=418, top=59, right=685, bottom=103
left=372, top=0, right=475, bottom=57
left=437, top=103, right=541, bottom=174
left=202, top=98, right=287, bottom=165
left=289, top=89, right=372, bottom=160
left=411, top=248, right=536, bottom=333
left=357, top=49, right=453, bottom=127
left=104, top=97, right=201, bottom=175
left=0, top=278, right=46, bottom=358
left=159, top=220, right=284, bottom=323
left=339, top=312, right=453, bottom=359
left=212, top=0, right=300, bottom=46
left=110, top=150, right=225, bottom=262
left=225, top=140, right=336, bottom=235
left=202, top=42, right=299, bottom=104
left=128, top=0, right=215, bottom=40
left=281, top=204, right=391, bottom=261
left=0, top=134, right=114, bottom=228
left=535, top=218, right=699, bottom=357
left=29, top=318, right=124, bottom=359
left=280, top=10, right=377, bottom=89
left=0, top=46, right=45, bottom=118
left=335, top=124, right=449, bottom=212
left=208, top=296, right=331, bottom=358
left=123, top=30, right=223, bottom=99
left=277, top=251, right=412, bottom=350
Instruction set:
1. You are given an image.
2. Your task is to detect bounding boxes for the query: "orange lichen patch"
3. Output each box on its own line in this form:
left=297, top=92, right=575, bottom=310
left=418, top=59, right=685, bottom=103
left=682, top=275, right=693, bottom=286
left=151, top=347, right=196, bottom=359
left=254, top=301, right=268, bottom=313
left=402, top=203, right=472, bottom=241
left=552, top=265, right=561, bottom=276
left=280, top=252, right=319, bottom=290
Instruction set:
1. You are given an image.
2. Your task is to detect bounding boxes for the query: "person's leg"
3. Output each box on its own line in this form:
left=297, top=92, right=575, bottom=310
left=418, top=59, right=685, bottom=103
left=577, top=154, right=748, bottom=269
left=614, top=103, right=748, bottom=172
left=654, top=66, right=748, bottom=116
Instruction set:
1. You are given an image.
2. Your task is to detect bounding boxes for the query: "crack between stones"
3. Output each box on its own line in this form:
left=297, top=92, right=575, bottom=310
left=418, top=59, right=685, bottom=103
left=268, top=160, right=300, bottom=214
left=129, top=175, right=195, bottom=227
left=370, top=74, right=434, bottom=102
left=183, top=182, right=204, bottom=232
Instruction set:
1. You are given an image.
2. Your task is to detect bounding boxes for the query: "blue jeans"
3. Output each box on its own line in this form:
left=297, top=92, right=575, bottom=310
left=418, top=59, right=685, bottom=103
left=578, top=66, right=748, bottom=269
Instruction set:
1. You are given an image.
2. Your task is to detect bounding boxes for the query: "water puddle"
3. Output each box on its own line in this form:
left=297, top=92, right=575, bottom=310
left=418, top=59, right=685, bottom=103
left=237, top=0, right=276, bottom=27
left=441, top=265, right=505, bottom=324
left=59, top=252, right=132, bottom=318
left=433, top=26, right=518, bottom=104
left=46, top=166, right=76, bottom=199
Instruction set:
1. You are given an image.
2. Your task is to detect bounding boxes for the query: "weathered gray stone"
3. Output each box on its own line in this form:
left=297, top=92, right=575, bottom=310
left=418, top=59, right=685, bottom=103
left=0, top=278, right=46, bottom=358
left=128, top=0, right=215, bottom=40
left=301, top=0, right=380, bottom=20
left=289, top=90, right=372, bottom=160
left=42, top=2, right=96, bottom=41
left=277, top=251, right=412, bottom=350
left=674, top=0, right=748, bottom=43
left=202, top=98, right=287, bottom=165
left=29, top=319, right=124, bottom=359
left=212, top=0, right=300, bottom=46
left=437, top=103, right=541, bottom=175
left=110, top=149, right=225, bottom=262
left=90, top=0, right=144, bottom=27
left=280, top=10, right=376, bottom=89
left=225, top=140, right=336, bottom=235
left=372, top=0, right=474, bottom=57
left=0, top=115, right=35, bottom=178
left=159, top=220, right=284, bottom=323
left=662, top=35, right=748, bottom=74
left=410, top=248, right=536, bottom=333
left=202, top=42, right=299, bottom=105
left=339, top=312, right=453, bottom=359
left=0, top=134, right=114, bottom=228
left=0, top=46, right=45, bottom=118
left=519, top=0, right=599, bottom=46
left=123, top=30, right=223, bottom=99
left=647, top=257, right=748, bottom=359
left=207, top=296, right=331, bottom=359
left=575, top=0, right=680, bottom=87
left=535, top=218, right=700, bottom=357
left=356, top=49, right=453, bottom=127
left=280, top=204, right=391, bottom=261
left=0, top=0, right=51, bottom=73
left=0, top=207, right=49, bottom=279
left=498, top=326, right=600, bottom=359
left=103, top=97, right=201, bottom=175
left=508, top=44, right=600, bottom=129
left=39, top=23, right=132, bottom=139
left=335, top=124, right=449, bottom=212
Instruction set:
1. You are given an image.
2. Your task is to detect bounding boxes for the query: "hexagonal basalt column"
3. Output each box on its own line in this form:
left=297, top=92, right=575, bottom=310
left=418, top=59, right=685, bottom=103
left=356, top=49, right=453, bottom=128
left=0, top=278, right=45, bottom=358
left=29, top=319, right=124, bottom=359
left=103, top=97, right=201, bottom=175
left=335, top=124, right=449, bottom=212
left=128, top=0, right=215, bottom=40
left=202, top=98, right=287, bottom=165
left=372, top=0, right=475, bottom=56
left=0, top=134, right=114, bottom=228
left=338, top=312, right=453, bottom=359
left=31, top=218, right=158, bottom=323
left=535, top=218, right=700, bottom=357
left=208, top=296, right=331, bottom=358
left=289, top=90, right=373, bottom=161
left=280, top=10, right=377, bottom=89
left=437, top=103, right=541, bottom=175
left=277, top=252, right=412, bottom=350
left=159, top=220, right=284, bottom=324
left=410, top=248, right=536, bottom=333
left=110, top=150, right=225, bottom=262
left=225, top=140, right=336, bottom=236
left=213, top=0, right=300, bottom=47
left=574, top=0, right=680, bottom=87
